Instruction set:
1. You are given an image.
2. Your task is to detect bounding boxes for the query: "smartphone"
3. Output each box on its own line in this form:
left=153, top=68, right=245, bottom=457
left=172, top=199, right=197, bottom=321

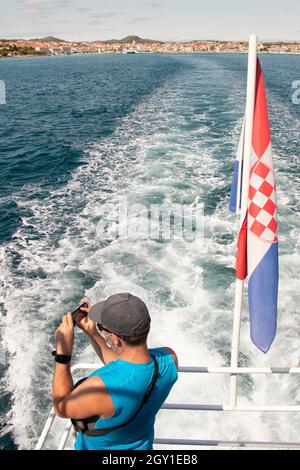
left=72, top=302, right=89, bottom=326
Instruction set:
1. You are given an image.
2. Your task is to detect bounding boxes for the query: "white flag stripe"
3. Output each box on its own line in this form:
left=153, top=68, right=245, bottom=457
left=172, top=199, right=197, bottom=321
left=248, top=144, right=278, bottom=276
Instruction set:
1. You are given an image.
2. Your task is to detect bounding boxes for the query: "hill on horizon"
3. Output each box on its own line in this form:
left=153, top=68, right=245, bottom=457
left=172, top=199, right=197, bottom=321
left=32, top=36, right=66, bottom=43
left=0, top=35, right=164, bottom=44
left=105, top=35, right=163, bottom=44
left=0, top=36, right=66, bottom=43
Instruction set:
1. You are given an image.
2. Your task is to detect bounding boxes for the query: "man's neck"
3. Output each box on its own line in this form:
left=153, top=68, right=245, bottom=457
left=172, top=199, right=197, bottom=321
left=118, top=344, right=151, bottom=364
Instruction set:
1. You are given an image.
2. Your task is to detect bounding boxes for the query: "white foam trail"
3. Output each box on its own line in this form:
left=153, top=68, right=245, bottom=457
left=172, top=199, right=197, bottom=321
left=0, top=56, right=299, bottom=449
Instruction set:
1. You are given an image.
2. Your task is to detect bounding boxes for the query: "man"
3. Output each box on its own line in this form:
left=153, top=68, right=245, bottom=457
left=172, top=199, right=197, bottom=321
left=52, top=292, right=178, bottom=450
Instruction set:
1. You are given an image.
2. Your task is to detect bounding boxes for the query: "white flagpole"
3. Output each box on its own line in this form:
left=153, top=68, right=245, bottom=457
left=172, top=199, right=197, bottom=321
left=229, top=34, right=258, bottom=409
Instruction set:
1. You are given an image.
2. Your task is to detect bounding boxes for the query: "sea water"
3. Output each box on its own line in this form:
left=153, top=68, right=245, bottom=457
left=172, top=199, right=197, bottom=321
left=0, top=53, right=299, bottom=449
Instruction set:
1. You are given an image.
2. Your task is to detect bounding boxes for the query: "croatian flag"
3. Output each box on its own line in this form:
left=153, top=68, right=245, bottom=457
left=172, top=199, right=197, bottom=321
left=230, top=59, right=279, bottom=353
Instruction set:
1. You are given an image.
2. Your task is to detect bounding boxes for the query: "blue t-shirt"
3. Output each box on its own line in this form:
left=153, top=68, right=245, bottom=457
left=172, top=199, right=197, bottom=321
left=75, top=347, right=178, bottom=450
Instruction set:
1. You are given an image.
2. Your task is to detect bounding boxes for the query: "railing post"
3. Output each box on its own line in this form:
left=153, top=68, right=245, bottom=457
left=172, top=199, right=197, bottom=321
left=229, top=33, right=258, bottom=409
left=35, top=408, right=56, bottom=450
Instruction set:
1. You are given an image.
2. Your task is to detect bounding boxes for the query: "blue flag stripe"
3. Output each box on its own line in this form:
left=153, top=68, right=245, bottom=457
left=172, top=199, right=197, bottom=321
left=229, top=160, right=240, bottom=213
left=248, top=243, right=279, bottom=353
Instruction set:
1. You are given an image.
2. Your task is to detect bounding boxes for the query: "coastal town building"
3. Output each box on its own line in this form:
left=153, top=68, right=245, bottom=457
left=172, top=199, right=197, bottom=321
left=1, top=36, right=300, bottom=57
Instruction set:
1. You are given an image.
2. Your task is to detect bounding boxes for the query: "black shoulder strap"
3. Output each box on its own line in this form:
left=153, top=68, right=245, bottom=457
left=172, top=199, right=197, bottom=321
left=84, top=355, right=159, bottom=437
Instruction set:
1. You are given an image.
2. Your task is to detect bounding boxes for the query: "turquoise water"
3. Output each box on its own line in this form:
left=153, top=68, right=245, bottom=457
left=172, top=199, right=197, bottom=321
left=0, top=53, right=299, bottom=449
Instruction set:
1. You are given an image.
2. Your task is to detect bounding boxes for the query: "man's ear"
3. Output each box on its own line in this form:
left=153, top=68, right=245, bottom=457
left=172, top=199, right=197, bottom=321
left=111, top=334, right=122, bottom=348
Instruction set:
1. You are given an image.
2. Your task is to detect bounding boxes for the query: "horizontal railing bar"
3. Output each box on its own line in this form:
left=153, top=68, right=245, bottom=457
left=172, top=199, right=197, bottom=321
left=179, top=367, right=300, bottom=374
left=35, top=363, right=300, bottom=450
left=60, top=435, right=300, bottom=450
left=162, top=404, right=300, bottom=412
left=35, top=405, right=300, bottom=451
left=163, top=404, right=224, bottom=411
left=154, top=438, right=300, bottom=449
left=71, top=364, right=300, bottom=375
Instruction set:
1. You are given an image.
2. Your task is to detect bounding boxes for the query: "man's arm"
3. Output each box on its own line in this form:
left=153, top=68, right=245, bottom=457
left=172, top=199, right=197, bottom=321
left=163, top=347, right=179, bottom=370
left=52, top=313, right=76, bottom=416
left=53, top=376, right=115, bottom=419
left=88, top=332, right=105, bottom=363
left=52, top=312, right=114, bottom=419
left=53, top=375, right=114, bottom=420
left=87, top=330, right=119, bottom=365
left=52, top=362, right=74, bottom=414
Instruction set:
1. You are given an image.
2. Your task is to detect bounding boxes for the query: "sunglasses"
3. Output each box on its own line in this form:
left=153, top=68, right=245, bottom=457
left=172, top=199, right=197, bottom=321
left=96, top=323, right=112, bottom=334
left=96, top=323, right=125, bottom=339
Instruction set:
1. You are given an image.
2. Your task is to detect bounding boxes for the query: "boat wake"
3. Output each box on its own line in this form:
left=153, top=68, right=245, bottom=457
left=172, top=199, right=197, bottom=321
left=0, top=55, right=299, bottom=449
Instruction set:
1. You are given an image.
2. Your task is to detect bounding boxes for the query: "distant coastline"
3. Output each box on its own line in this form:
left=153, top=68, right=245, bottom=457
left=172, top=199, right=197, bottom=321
left=2, top=52, right=300, bottom=61
left=1, top=35, right=300, bottom=58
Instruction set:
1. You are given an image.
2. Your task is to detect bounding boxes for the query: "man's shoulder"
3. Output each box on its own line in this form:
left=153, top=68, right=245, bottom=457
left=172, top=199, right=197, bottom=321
left=88, top=359, right=119, bottom=379
left=149, top=347, right=178, bottom=370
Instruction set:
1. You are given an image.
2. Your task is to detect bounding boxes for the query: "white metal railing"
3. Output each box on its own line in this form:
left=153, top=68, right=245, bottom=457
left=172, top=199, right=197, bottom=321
left=35, top=363, right=300, bottom=450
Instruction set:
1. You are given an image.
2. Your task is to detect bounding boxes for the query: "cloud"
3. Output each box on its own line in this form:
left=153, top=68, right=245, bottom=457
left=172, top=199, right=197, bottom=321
left=88, top=20, right=104, bottom=26
left=21, top=0, right=66, bottom=5
left=19, top=0, right=70, bottom=18
left=85, top=12, right=123, bottom=25
left=19, top=0, right=71, bottom=11
left=91, top=12, right=122, bottom=19
left=127, top=17, right=150, bottom=25
left=20, top=7, right=50, bottom=17
left=76, top=7, right=93, bottom=13
left=92, top=29, right=118, bottom=32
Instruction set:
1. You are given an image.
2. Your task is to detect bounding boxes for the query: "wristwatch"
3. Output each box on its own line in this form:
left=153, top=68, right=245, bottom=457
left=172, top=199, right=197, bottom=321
left=52, top=350, right=72, bottom=364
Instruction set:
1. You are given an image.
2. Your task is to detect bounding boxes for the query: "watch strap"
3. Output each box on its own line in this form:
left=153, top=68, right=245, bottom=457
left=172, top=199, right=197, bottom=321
left=52, top=350, right=72, bottom=364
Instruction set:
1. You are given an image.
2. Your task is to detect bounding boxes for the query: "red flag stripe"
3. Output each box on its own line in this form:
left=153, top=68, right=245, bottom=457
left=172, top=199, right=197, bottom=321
left=252, top=59, right=271, bottom=158
left=236, top=214, right=248, bottom=280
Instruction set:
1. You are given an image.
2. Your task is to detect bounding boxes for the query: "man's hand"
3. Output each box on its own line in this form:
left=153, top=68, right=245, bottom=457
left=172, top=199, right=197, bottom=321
left=73, top=298, right=117, bottom=365
left=75, top=298, right=98, bottom=337
left=55, top=313, right=74, bottom=355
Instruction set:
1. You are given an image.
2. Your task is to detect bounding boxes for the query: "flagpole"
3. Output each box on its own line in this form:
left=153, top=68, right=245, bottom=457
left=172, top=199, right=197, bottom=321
left=229, top=34, right=258, bottom=409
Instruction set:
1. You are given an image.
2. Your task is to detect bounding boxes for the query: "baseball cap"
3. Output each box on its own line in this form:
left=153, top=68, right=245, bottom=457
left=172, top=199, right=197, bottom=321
left=89, top=293, right=151, bottom=337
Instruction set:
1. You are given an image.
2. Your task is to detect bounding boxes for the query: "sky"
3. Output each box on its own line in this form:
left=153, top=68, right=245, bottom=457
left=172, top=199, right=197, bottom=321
left=1, top=0, right=300, bottom=42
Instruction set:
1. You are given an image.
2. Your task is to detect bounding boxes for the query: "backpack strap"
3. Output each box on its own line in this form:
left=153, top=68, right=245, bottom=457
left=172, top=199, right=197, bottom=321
left=84, top=354, right=159, bottom=437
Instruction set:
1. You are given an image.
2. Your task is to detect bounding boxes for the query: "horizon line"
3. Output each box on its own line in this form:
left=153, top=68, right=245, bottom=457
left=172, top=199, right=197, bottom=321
left=1, top=34, right=300, bottom=44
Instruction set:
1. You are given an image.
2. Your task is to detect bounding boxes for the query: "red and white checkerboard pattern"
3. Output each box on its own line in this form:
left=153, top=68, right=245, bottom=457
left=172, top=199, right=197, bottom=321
left=248, top=160, right=278, bottom=243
